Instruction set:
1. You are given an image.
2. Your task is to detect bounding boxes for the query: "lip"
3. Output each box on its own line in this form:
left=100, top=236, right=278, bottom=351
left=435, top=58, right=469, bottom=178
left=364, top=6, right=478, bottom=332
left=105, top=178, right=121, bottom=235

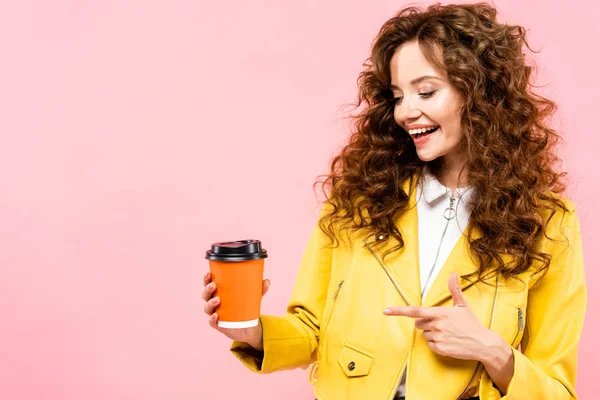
left=413, top=130, right=436, bottom=147
left=405, top=124, right=438, bottom=130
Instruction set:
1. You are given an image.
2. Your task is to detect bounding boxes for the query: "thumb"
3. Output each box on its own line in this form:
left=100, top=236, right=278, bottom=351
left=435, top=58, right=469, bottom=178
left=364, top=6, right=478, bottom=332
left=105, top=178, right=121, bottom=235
left=262, top=279, right=271, bottom=296
left=449, top=271, right=468, bottom=307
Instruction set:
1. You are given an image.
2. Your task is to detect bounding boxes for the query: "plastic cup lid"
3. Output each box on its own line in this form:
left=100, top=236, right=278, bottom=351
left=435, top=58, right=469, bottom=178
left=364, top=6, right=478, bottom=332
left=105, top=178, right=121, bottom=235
left=205, top=239, right=268, bottom=262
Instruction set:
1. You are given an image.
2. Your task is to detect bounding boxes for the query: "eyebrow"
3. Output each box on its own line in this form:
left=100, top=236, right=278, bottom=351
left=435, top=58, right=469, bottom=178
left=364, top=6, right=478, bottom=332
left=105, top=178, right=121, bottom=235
left=390, top=75, right=443, bottom=89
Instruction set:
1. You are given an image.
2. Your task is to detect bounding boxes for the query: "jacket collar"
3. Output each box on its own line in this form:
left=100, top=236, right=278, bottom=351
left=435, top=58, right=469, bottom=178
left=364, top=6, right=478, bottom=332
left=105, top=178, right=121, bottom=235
left=420, top=165, right=473, bottom=205
left=421, top=165, right=449, bottom=204
left=363, top=169, right=483, bottom=307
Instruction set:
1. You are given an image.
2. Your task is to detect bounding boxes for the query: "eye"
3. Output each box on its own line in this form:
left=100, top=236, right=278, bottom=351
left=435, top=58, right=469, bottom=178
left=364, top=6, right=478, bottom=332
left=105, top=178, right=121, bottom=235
left=392, top=90, right=436, bottom=106
left=419, top=90, right=436, bottom=98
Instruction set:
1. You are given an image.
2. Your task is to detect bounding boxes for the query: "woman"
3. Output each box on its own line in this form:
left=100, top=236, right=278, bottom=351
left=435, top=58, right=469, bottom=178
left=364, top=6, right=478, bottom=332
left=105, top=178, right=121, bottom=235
left=202, top=2, right=586, bottom=399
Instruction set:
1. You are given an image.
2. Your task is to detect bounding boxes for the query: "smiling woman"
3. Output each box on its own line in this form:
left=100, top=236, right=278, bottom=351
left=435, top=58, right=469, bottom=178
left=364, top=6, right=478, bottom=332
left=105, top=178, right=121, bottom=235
left=203, top=2, right=587, bottom=400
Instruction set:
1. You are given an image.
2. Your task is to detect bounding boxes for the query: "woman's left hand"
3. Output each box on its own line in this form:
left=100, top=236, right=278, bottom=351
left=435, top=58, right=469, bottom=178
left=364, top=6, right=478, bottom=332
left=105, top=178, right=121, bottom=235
left=383, top=271, right=500, bottom=361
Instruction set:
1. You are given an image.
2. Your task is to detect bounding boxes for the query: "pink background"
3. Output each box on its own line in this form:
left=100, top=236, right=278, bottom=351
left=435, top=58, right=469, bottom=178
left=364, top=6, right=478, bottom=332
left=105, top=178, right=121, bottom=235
left=0, top=1, right=597, bottom=399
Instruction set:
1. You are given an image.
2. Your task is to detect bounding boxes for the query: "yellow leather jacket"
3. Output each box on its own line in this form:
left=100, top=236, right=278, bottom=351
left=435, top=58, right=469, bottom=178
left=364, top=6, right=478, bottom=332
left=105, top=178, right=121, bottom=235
left=230, top=177, right=586, bottom=400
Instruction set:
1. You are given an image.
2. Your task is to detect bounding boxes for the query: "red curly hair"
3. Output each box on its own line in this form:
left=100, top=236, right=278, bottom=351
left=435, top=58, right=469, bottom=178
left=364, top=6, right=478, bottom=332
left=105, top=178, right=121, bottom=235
left=313, top=2, right=568, bottom=282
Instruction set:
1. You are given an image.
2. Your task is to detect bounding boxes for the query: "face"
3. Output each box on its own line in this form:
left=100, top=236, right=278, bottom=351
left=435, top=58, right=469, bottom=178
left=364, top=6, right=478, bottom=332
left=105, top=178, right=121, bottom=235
left=390, top=40, right=466, bottom=166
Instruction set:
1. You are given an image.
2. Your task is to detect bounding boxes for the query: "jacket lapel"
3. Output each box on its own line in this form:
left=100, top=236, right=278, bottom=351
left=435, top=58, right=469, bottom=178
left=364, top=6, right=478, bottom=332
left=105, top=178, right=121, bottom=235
left=421, top=223, right=482, bottom=307
left=363, top=175, right=421, bottom=306
left=364, top=173, right=484, bottom=308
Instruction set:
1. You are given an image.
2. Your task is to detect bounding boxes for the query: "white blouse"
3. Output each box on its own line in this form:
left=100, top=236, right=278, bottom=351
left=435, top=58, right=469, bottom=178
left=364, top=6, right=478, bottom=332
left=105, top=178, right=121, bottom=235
left=395, top=166, right=474, bottom=397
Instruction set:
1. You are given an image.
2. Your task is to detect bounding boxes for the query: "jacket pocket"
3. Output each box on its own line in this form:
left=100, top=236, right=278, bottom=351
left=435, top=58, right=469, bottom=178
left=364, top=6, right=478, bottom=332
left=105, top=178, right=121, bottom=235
left=337, top=342, right=374, bottom=378
left=510, top=307, right=525, bottom=347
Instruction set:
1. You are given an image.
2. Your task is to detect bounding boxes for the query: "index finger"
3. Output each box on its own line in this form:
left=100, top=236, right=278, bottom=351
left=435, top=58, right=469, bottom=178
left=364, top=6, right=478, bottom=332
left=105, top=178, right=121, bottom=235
left=383, top=305, right=442, bottom=319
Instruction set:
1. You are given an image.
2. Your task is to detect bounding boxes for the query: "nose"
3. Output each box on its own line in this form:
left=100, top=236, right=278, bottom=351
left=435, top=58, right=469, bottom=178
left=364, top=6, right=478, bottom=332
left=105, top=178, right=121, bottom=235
left=395, top=98, right=422, bottom=128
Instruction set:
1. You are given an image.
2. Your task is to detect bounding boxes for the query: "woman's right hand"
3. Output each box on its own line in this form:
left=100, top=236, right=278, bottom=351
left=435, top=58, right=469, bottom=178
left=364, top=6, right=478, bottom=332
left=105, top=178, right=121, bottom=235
left=202, top=272, right=271, bottom=351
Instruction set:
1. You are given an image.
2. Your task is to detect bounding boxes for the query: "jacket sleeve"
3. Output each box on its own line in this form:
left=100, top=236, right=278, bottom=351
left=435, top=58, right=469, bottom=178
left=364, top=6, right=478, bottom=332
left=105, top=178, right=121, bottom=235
left=499, top=206, right=587, bottom=399
left=229, top=203, right=334, bottom=374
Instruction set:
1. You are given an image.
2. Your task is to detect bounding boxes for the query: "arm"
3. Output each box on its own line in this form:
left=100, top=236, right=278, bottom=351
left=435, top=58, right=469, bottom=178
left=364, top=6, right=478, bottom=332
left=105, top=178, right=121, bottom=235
left=482, top=206, right=587, bottom=399
left=230, top=203, right=334, bottom=374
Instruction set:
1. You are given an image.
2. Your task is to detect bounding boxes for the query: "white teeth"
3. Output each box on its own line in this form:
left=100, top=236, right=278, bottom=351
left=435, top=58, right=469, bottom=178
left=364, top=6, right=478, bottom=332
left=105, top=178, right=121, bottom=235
left=408, top=126, right=438, bottom=135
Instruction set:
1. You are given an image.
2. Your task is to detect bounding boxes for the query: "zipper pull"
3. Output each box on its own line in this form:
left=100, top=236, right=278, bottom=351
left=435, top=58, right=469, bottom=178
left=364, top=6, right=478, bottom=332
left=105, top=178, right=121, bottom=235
left=444, top=197, right=457, bottom=220
left=333, top=280, right=345, bottom=299
left=518, top=307, right=524, bottom=331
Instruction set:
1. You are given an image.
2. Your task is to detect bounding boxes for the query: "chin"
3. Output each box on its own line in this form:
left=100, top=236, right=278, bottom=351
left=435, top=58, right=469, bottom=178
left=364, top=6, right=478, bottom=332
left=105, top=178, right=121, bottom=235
left=415, top=151, right=440, bottom=162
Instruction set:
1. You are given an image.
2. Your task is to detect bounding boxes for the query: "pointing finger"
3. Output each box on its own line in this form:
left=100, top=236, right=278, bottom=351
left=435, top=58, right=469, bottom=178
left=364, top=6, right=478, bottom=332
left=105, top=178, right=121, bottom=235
left=383, top=305, right=440, bottom=319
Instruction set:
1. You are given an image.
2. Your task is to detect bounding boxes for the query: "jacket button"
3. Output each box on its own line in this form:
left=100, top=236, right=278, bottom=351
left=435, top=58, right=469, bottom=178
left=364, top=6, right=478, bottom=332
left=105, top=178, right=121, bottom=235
left=348, top=361, right=356, bottom=371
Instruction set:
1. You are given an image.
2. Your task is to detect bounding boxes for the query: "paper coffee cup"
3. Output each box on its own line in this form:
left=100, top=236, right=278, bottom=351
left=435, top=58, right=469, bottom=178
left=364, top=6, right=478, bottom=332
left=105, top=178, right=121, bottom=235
left=205, top=240, right=268, bottom=328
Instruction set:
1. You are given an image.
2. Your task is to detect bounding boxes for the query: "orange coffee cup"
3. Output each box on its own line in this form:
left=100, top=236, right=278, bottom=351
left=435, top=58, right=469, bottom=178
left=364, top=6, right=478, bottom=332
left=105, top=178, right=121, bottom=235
left=205, top=239, right=268, bottom=328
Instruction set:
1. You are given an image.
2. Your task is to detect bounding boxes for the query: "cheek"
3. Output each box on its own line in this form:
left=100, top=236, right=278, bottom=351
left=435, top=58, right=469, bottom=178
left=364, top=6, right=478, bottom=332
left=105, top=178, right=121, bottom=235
left=432, top=95, right=462, bottom=137
left=428, top=94, right=458, bottom=124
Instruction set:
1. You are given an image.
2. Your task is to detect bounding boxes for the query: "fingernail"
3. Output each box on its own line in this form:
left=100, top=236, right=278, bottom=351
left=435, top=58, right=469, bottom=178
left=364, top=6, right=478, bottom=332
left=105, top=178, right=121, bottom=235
left=205, top=272, right=210, bottom=279
left=210, top=283, right=215, bottom=289
left=213, top=297, right=219, bottom=304
left=383, top=308, right=392, bottom=314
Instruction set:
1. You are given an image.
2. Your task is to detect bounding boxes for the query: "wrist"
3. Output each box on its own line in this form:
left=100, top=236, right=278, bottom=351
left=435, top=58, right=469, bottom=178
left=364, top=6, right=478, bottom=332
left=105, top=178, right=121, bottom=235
left=248, top=338, right=263, bottom=352
left=478, top=330, right=516, bottom=395
left=247, top=321, right=264, bottom=352
left=479, top=330, right=512, bottom=369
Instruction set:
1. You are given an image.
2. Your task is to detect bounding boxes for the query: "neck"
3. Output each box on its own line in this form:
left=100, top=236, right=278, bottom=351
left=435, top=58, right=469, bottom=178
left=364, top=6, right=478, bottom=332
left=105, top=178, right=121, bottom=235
left=428, top=156, right=469, bottom=191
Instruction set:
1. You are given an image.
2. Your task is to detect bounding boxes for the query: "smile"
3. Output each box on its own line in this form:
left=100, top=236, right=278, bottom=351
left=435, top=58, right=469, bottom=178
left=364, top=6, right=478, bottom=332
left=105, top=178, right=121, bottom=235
left=408, top=126, right=440, bottom=138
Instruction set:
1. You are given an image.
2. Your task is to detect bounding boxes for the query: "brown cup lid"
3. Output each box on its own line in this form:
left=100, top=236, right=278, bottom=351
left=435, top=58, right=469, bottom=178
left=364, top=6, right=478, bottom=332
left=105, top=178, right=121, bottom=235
left=205, top=239, right=268, bottom=262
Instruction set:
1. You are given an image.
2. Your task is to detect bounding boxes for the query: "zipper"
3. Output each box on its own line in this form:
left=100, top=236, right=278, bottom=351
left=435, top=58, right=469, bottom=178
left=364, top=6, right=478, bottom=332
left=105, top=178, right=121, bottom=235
left=365, top=244, right=412, bottom=306
left=388, top=355, right=409, bottom=400
left=454, top=274, right=500, bottom=399
left=321, top=279, right=345, bottom=334
left=518, top=308, right=524, bottom=330
left=454, top=363, right=484, bottom=399
left=365, top=242, right=414, bottom=400
left=422, top=195, right=456, bottom=300
left=312, top=280, right=346, bottom=385
left=456, top=307, right=523, bottom=398
left=510, top=308, right=525, bottom=346
left=398, top=320, right=422, bottom=400
left=333, top=280, right=344, bottom=299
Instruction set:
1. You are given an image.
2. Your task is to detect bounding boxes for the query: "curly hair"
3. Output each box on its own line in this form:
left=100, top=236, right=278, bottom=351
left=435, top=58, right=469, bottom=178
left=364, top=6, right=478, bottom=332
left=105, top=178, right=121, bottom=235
left=313, top=1, right=569, bottom=282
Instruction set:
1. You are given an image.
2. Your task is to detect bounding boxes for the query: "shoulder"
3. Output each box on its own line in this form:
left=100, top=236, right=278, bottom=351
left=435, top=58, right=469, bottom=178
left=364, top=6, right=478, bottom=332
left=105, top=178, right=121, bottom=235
left=534, top=190, right=581, bottom=253
left=536, top=190, right=577, bottom=227
left=540, top=190, right=576, bottom=212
